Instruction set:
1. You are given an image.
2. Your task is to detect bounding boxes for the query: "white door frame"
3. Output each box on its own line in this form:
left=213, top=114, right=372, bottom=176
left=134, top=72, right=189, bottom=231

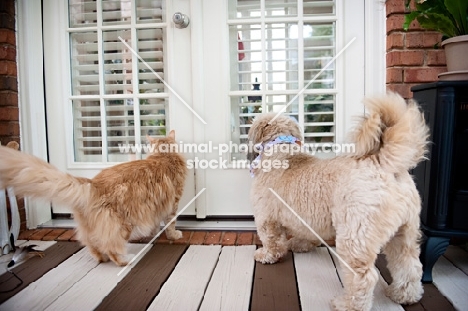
left=16, top=0, right=385, bottom=228
left=16, top=0, right=51, bottom=228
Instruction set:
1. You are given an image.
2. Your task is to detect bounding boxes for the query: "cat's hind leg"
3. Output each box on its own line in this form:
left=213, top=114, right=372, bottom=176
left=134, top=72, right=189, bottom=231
left=74, top=221, right=110, bottom=263
left=99, top=218, right=132, bottom=266
left=105, top=237, right=130, bottom=266
left=88, top=245, right=109, bottom=263
left=164, top=199, right=183, bottom=240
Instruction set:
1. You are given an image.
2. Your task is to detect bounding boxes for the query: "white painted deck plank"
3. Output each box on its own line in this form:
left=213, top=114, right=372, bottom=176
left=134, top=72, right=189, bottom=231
left=433, top=255, right=468, bottom=310
left=1, top=247, right=98, bottom=311
left=295, top=247, right=344, bottom=310
left=331, top=247, right=403, bottom=311
left=147, top=245, right=221, bottom=311
left=199, top=245, right=256, bottom=311
left=371, top=269, right=404, bottom=310
left=44, top=244, right=150, bottom=311
left=0, top=240, right=56, bottom=275
left=1, top=242, right=467, bottom=311
left=444, top=245, right=468, bottom=276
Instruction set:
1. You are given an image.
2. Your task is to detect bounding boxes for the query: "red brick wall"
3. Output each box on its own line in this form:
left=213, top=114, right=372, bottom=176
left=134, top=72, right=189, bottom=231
left=0, top=0, right=26, bottom=231
left=386, top=0, right=447, bottom=99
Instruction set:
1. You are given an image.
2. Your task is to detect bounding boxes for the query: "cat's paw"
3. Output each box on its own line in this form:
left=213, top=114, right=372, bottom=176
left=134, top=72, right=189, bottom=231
left=109, top=253, right=129, bottom=267
left=166, top=229, right=183, bottom=240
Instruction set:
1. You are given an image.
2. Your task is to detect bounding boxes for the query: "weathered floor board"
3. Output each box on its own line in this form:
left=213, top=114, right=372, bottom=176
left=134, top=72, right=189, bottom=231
left=199, top=245, right=256, bottom=311
left=295, top=247, right=343, bottom=310
left=331, top=248, right=403, bottom=311
left=250, top=251, right=300, bottom=311
left=44, top=244, right=149, bottom=311
left=0, top=242, right=464, bottom=311
left=1, top=247, right=98, bottom=310
left=416, top=283, right=456, bottom=311
left=0, top=240, right=27, bottom=276
left=0, top=240, right=56, bottom=276
left=148, top=245, right=222, bottom=311
left=0, top=241, right=82, bottom=304
left=375, top=254, right=455, bottom=311
left=95, top=244, right=187, bottom=311
left=372, top=270, right=405, bottom=310
left=432, top=255, right=468, bottom=310
left=444, top=245, right=468, bottom=276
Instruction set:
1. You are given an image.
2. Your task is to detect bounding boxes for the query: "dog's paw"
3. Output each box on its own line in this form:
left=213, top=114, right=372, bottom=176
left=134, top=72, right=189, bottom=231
left=254, top=247, right=280, bottom=264
left=288, top=238, right=319, bottom=253
left=331, top=295, right=349, bottom=311
left=386, top=282, right=423, bottom=305
left=166, top=229, right=183, bottom=240
left=332, top=295, right=372, bottom=311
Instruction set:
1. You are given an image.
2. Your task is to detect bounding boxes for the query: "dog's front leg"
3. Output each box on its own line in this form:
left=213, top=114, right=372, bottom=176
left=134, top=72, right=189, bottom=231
left=254, top=220, right=288, bottom=264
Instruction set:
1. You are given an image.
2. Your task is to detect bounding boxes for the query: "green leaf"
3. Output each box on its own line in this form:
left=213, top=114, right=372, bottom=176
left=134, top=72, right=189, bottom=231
left=404, top=11, right=421, bottom=31
left=445, top=0, right=468, bottom=35
left=416, top=0, right=448, bottom=13
left=417, top=13, right=457, bottom=37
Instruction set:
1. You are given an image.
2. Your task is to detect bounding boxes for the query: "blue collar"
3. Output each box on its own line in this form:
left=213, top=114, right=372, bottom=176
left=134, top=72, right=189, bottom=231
left=250, top=135, right=301, bottom=177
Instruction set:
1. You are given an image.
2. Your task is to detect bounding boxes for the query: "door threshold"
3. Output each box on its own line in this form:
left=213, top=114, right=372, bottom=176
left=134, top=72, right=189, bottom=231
left=39, top=218, right=257, bottom=231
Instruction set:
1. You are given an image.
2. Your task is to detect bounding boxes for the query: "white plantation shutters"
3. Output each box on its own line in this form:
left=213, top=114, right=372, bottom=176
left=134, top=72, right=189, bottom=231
left=228, top=0, right=337, bottom=159
left=68, top=0, right=167, bottom=162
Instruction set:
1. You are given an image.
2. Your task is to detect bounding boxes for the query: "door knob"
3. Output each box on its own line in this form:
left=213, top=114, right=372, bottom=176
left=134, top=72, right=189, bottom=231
left=173, top=12, right=190, bottom=29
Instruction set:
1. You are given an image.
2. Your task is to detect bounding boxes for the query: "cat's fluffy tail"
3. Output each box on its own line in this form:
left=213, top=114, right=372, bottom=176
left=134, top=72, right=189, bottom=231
left=0, top=146, right=92, bottom=209
left=349, top=92, right=430, bottom=173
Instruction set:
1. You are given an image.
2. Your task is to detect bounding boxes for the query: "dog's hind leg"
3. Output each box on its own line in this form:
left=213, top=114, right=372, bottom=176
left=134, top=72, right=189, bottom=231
left=331, top=240, right=379, bottom=311
left=331, top=207, right=389, bottom=311
left=254, top=220, right=288, bottom=264
left=383, top=223, right=424, bottom=304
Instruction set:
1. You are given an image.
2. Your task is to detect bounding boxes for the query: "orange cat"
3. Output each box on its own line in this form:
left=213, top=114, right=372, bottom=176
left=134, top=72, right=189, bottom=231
left=0, top=131, right=187, bottom=266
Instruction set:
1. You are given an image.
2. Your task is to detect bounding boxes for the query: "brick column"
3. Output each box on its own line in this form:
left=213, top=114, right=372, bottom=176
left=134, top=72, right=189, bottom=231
left=0, top=0, right=26, bottom=231
left=386, top=0, right=447, bottom=99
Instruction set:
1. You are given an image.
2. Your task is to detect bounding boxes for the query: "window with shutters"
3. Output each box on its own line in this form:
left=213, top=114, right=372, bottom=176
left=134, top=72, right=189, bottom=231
left=68, top=0, right=167, bottom=162
left=228, top=0, right=336, bottom=160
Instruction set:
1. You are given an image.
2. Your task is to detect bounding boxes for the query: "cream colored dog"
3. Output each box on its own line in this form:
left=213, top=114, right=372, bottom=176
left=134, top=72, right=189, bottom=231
left=248, top=93, right=429, bottom=311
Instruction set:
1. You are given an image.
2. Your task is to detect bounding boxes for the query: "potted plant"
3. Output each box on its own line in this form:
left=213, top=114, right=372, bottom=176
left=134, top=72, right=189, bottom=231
left=404, top=0, right=468, bottom=80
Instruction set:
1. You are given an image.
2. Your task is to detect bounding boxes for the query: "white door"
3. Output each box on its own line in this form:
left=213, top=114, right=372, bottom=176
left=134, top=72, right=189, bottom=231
left=42, top=0, right=380, bottom=219
left=43, top=0, right=197, bottom=215
left=194, top=0, right=368, bottom=217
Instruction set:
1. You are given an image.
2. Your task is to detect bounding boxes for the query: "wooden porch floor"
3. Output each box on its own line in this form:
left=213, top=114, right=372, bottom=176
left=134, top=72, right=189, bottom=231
left=0, top=230, right=467, bottom=311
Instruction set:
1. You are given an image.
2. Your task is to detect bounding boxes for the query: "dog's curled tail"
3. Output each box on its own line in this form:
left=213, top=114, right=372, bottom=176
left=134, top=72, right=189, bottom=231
left=0, top=146, right=92, bottom=209
left=349, top=92, right=429, bottom=173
